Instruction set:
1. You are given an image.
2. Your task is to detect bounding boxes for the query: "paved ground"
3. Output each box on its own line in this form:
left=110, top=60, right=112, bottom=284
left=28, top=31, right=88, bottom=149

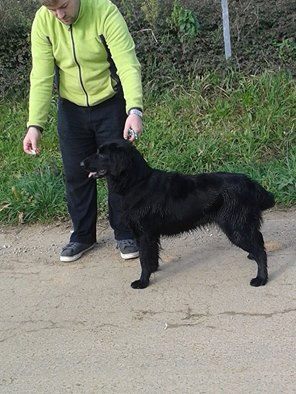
left=0, top=209, right=295, bottom=393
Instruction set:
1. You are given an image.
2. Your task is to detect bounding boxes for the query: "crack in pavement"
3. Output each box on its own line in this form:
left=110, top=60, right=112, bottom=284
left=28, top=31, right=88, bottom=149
left=0, top=319, right=121, bottom=343
left=1, top=307, right=295, bottom=341
left=0, top=271, right=41, bottom=277
left=219, top=308, right=296, bottom=318
left=133, top=306, right=296, bottom=329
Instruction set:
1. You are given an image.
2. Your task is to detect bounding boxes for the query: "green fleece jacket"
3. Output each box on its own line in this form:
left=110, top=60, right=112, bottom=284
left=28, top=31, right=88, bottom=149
left=28, top=0, right=143, bottom=129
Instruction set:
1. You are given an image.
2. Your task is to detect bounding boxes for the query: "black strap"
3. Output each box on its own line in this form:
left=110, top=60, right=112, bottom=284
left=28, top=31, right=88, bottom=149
left=99, top=34, right=122, bottom=92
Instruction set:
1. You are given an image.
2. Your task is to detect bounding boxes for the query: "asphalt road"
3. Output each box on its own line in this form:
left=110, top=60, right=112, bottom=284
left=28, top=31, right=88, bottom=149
left=0, top=210, right=295, bottom=393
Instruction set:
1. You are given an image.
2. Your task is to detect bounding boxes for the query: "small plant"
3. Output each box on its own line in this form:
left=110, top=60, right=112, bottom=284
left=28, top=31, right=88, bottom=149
left=274, top=38, right=296, bottom=61
left=169, top=0, right=200, bottom=42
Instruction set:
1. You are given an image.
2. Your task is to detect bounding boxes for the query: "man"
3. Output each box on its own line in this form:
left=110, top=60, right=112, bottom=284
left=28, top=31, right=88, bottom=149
left=23, top=0, right=143, bottom=262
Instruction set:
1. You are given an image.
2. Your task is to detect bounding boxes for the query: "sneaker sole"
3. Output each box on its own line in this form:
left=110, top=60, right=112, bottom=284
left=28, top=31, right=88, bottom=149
left=120, top=251, right=139, bottom=260
left=60, top=244, right=95, bottom=262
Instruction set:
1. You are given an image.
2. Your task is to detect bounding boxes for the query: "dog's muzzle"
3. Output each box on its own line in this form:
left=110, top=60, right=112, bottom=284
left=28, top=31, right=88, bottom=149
left=87, top=170, right=107, bottom=179
left=80, top=160, right=107, bottom=178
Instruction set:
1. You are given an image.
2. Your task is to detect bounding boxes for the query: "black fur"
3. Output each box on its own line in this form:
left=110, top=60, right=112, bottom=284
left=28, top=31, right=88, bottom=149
left=81, top=139, right=275, bottom=289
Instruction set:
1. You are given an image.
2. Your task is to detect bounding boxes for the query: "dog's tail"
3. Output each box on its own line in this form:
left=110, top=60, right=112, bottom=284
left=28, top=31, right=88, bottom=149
left=253, top=181, right=275, bottom=211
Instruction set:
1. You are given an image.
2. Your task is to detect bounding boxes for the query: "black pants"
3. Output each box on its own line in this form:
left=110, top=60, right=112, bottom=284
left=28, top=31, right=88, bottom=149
left=57, top=93, right=133, bottom=244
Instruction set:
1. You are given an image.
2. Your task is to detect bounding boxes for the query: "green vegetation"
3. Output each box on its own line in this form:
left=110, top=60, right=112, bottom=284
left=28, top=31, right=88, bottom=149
left=0, top=71, right=295, bottom=224
left=0, top=0, right=295, bottom=223
left=1, top=0, right=295, bottom=98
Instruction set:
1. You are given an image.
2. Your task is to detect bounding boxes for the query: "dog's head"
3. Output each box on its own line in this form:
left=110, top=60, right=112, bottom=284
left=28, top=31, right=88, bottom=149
left=81, top=139, right=150, bottom=183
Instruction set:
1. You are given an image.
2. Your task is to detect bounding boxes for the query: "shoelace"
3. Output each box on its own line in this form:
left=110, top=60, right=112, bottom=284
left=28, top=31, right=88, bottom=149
left=62, top=242, right=77, bottom=251
left=117, top=240, right=136, bottom=249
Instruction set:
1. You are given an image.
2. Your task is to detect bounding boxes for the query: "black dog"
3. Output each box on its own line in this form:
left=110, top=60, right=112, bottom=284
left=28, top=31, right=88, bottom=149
left=81, top=139, right=275, bottom=289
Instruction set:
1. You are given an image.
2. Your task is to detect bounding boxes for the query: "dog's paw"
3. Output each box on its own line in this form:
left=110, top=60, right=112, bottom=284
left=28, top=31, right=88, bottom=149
left=247, top=253, right=255, bottom=260
left=250, top=276, right=268, bottom=287
left=131, top=279, right=149, bottom=289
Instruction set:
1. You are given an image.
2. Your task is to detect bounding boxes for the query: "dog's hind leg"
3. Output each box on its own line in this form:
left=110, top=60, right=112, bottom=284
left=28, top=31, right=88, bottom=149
left=247, top=230, right=268, bottom=287
left=131, top=234, right=160, bottom=289
left=220, top=223, right=268, bottom=287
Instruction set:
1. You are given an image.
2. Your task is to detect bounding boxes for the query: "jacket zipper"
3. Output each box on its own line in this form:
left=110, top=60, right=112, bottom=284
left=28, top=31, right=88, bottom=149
left=69, top=25, right=89, bottom=106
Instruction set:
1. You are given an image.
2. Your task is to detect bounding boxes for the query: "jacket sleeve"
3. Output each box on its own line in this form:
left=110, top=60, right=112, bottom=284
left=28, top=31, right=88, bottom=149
left=27, top=12, right=55, bottom=130
left=102, top=1, right=143, bottom=113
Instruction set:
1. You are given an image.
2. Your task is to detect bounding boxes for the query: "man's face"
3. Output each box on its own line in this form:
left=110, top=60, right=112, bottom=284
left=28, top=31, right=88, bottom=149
left=45, top=0, right=80, bottom=25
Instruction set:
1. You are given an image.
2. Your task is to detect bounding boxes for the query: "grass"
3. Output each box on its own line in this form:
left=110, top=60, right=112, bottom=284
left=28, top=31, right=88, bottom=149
left=0, top=71, right=295, bottom=224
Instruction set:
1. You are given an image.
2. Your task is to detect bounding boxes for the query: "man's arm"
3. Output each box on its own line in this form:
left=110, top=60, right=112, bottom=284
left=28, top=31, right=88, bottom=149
left=27, top=11, right=55, bottom=131
left=102, top=3, right=143, bottom=114
left=102, top=2, right=143, bottom=140
left=24, top=11, right=55, bottom=155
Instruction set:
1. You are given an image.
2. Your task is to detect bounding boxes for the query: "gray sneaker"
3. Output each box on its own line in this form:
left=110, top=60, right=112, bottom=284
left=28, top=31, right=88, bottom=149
left=117, top=239, right=139, bottom=260
left=60, top=242, right=96, bottom=262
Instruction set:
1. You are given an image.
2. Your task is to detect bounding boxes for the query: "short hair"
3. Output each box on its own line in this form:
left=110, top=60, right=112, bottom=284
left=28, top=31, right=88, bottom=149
left=39, top=0, right=58, bottom=6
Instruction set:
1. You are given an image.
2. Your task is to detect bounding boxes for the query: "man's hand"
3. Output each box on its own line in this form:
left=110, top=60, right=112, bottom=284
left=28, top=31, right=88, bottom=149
left=123, top=114, right=143, bottom=142
left=23, top=126, right=42, bottom=155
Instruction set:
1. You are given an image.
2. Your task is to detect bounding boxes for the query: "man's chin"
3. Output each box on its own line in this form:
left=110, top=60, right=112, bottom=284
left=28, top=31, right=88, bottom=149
left=59, top=18, right=73, bottom=25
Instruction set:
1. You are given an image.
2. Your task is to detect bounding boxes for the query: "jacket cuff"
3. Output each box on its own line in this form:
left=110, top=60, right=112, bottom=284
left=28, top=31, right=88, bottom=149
left=27, top=125, right=44, bottom=133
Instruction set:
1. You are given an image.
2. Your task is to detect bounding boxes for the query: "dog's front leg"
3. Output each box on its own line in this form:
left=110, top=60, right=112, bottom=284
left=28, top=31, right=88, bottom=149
left=131, top=234, right=160, bottom=289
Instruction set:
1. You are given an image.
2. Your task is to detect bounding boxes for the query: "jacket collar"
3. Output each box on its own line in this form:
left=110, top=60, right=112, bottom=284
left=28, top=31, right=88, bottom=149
left=71, top=0, right=84, bottom=26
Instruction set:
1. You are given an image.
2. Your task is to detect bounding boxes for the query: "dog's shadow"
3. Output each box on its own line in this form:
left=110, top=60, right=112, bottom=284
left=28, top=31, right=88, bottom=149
left=151, top=235, right=235, bottom=284
left=149, top=235, right=291, bottom=286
